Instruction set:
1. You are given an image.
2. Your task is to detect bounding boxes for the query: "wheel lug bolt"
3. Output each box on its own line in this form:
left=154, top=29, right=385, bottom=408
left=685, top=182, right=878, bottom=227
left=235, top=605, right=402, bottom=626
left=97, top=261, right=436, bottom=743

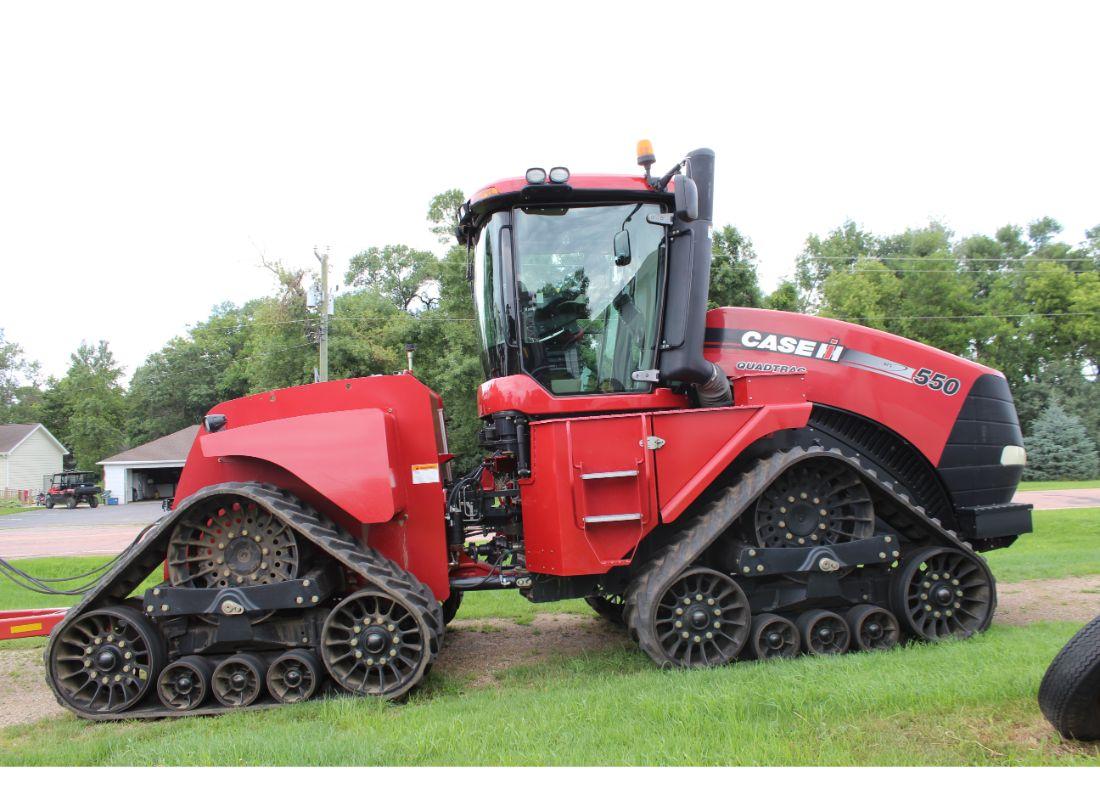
left=714, top=608, right=722, bottom=615
left=367, top=658, right=374, bottom=665
left=800, top=492, right=807, bottom=499
left=675, top=608, right=684, bottom=615
left=682, top=632, right=689, bottom=639
left=675, top=621, right=683, bottom=628
left=706, top=632, right=714, bottom=639
left=389, top=649, right=397, bottom=657
left=715, top=622, right=722, bottom=629
left=707, top=598, right=715, bottom=606
left=392, top=636, right=399, bottom=643
left=353, top=625, right=361, bottom=633
left=354, top=650, right=362, bottom=659
left=693, top=635, right=701, bottom=643
left=778, top=521, right=786, bottom=528
left=925, top=604, right=933, bottom=611
left=780, top=507, right=787, bottom=514
left=788, top=496, right=796, bottom=503
left=819, top=509, right=827, bottom=516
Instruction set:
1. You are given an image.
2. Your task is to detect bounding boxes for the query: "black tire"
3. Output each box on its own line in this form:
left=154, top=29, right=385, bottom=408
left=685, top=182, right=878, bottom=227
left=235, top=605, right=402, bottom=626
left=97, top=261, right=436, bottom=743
left=750, top=613, right=800, bottom=659
left=585, top=593, right=626, bottom=626
left=1038, top=614, right=1100, bottom=741
left=441, top=590, right=463, bottom=626
left=797, top=609, right=850, bottom=655
left=266, top=649, right=323, bottom=704
left=626, top=566, right=751, bottom=668
left=47, top=604, right=167, bottom=715
left=211, top=653, right=267, bottom=707
left=157, top=655, right=213, bottom=711
left=45, top=497, right=54, bottom=509
left=891, top=545, right=995, bottom=641
left=88, top=495, right=99, bottom=508
left=65, top=495, right=76, bottom=509
left=845, top=604, right=900, bottom=651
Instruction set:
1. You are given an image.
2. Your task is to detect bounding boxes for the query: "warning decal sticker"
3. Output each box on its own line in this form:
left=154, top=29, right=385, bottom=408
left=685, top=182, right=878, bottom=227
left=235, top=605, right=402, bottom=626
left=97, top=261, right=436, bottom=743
left=411, top=463, right=440, bottom=485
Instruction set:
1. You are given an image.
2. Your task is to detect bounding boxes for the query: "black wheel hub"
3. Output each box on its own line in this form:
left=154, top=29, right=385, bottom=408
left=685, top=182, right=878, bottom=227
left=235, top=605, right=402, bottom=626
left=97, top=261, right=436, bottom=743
left=755, top=462, right=874, bottom=548
left=50, top=606, right=163, bottom=714
left=654, top=568, right=750, bottom=667
left=322, top=589, right=429, bottom=697
left=896, top=547, right=995, bottom=640
left=225, top=537, right=263, bottom=575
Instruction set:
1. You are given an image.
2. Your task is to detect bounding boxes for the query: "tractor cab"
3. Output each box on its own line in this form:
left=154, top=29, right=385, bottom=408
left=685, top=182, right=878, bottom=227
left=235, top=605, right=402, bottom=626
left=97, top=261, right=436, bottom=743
left=457, top=144, right=730, bottom=413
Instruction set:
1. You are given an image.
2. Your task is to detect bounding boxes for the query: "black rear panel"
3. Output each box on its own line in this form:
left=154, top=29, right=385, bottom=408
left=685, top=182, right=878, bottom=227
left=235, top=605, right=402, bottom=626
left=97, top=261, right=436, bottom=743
left=937, top=374, right=1025, bottom=509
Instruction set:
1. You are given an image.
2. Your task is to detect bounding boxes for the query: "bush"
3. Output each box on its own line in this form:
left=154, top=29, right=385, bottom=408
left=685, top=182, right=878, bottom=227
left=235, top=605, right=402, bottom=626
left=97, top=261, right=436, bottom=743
left=1023, top=401, right=1100, bottom=480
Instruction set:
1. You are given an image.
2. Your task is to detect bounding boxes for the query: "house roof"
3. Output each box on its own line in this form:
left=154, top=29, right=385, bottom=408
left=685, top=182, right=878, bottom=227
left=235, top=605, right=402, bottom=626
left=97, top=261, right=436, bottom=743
left=0, top=423, right=69, bottom=455
left=98, top=425, right=200, bottom=466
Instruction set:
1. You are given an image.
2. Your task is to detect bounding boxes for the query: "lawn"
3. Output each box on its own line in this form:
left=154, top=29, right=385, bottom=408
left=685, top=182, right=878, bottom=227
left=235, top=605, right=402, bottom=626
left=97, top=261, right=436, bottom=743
left=0, top=505, right=40, bottom=517
left=0, top=622, right=1096, bottom=766
left=984, top=507, right=1100, bottom=582
left=1017, top=479, right=1100, bottom=492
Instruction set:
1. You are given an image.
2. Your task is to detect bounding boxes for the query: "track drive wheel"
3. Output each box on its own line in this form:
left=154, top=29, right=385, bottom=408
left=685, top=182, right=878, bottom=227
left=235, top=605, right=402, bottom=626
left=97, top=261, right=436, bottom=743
left=845, top=604, right=900, bottom=651
left=585, top=592, right=626, bottom=626
left=750, top=613, right=800, bottom=659
left=892, top=546, right=995, bottom=641
left=48, top=604, right=166, bottom=716
left=157, top=655, right=213, bottom=711
left=630, top=567, right=751, bottom=668
left=797, top=610, right=851, bottom=655
left=754, top=460, right=874, bottom=548
left=212, top=653, right=267, bottom=707
left=321, top=588, right=433, bottom=699
left=267, top=649, right=323, bottom=704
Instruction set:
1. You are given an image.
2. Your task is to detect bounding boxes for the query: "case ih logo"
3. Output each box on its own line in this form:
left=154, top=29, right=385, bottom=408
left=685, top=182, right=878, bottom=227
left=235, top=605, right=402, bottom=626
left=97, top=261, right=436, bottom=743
left=736, top=330, right=845, bottom=362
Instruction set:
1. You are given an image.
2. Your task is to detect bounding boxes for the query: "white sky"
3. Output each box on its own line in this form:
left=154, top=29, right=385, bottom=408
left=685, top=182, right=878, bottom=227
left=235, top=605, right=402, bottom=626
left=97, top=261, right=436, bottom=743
left=1, top=1, right=1097, bottom=382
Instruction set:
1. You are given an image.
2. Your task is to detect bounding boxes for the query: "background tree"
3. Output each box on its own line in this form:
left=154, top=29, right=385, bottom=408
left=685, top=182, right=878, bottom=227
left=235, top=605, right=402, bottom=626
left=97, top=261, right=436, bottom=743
left=708, top=226, right=762, bottom=308
left=44, top=341, right=128, bottom=471
left=345, top=245, right=440, bottom=311
left=1022, top=401, right=1099, bottom=481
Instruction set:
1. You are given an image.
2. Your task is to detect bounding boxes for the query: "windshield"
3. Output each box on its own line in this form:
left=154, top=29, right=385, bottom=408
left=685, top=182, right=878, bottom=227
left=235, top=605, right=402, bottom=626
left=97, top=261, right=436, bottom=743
left=514, top=203, right=665, bottom=394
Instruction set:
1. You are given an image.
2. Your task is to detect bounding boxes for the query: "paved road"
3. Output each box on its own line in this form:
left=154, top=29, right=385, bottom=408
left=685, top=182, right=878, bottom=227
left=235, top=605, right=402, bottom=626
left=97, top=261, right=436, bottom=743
left=0, top=503, right=164, bottom=559
left=1015, top=487, right=1100, bottom=511
left=0, top=489, right=1095, bottom=560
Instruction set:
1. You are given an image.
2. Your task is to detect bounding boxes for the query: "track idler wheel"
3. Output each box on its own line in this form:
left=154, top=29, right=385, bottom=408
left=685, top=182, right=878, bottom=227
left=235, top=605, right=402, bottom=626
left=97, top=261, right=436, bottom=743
left=49, top=604, right=166, bottom=716
left=157, top=655, right=213, bottom=711
left=646, top=567, right=751, bottom=668
left=212, top=653, right=267, bottom=707
left=749, top=613, right=800, bottom=659
left=891, top=546, right=995, bottom=641
left=797, top=610, right=851, bottom=655
left=266, top=649, right=323, bottom=704
left=321, top=588, right=433, bottom=700
left=754, top=460, right=874, bottom=548
left=845, top=604, right=900, bottom=651
left=585, top=592, right=626, bottom=626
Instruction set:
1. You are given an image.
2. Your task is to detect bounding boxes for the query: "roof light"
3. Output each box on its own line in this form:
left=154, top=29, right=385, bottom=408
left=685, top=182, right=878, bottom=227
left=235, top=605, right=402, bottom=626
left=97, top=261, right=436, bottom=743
left=636, top=139, right=656, bottom=168
left=525, top=167, right=547, bottom=185
left=548, top=166, right=570, bottom=184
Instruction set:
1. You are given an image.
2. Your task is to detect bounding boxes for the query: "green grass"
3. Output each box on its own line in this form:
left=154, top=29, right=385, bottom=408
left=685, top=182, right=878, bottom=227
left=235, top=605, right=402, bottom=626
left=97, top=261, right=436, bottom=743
left=1, top=622, right=1096, bottom=766
left=0, top=505, right=40, bottom=516
left=1017, top=479, right=1100, bottom=491
left=985, top=507, right=1100, bottom=582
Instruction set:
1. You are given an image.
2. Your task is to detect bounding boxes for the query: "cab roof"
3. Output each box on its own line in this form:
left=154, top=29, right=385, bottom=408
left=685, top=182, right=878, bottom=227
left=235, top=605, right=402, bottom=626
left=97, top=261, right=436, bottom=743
left=457, top=173, right=671, bottom=245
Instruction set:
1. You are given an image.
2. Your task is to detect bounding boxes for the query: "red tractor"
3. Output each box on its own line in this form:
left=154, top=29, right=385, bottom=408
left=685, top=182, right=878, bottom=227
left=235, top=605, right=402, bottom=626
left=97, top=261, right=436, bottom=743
left=44, top=144, right=1031, bottom=718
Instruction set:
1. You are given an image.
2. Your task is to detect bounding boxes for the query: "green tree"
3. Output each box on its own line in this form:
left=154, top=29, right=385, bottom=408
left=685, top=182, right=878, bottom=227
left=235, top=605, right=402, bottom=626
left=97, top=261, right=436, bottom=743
left=764, top=279, right=801, bottom=312
left=427, top=188, right=465, bottom=245
left=708, top=226, right=762, bottom=308
left=1022, top=401, right=1099, bottom=480
left=0, top=328, right=43, bottom=424
left=345, top=245, right=439, bottom=311
left=45, top=341, right=128, bottom=471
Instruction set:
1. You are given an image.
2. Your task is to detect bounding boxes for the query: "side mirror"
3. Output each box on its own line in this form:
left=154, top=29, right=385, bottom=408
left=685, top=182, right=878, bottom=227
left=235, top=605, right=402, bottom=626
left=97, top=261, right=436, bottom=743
left=613, top=229, right=632, bottom=266
left=674, top=176, right=699, bottom=221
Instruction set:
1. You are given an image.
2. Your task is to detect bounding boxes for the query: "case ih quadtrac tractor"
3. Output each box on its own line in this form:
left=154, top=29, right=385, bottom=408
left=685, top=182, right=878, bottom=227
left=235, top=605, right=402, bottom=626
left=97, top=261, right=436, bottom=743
left=45, top=144, right=1032, bottom=719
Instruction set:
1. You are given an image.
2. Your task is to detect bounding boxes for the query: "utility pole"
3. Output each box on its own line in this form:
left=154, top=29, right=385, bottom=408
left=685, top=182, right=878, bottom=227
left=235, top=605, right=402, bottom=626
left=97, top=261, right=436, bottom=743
left=313, top=247, right=330, bottom=382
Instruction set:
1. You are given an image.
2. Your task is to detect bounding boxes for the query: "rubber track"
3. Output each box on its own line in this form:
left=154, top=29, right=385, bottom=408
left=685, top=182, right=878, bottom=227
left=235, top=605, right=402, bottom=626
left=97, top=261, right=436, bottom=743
left=624, top=445, right=996, bottom=666
left=44, top=481, right=445, bottom=720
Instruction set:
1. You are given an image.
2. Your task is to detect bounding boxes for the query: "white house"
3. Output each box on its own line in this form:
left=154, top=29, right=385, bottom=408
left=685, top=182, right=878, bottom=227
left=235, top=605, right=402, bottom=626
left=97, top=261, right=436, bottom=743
left=98, top=425, right=199, bottom=504
left=0, top=423, right=68, bottom=500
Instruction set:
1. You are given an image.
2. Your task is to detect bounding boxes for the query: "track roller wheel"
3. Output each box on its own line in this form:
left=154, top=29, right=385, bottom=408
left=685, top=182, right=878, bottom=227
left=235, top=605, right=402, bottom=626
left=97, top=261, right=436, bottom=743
left=266, top=649, right=323, bottom=704
left=892, top=546, right=995, bottom=641
left=797, top=610, right=850, bottom=655
left=639, top=567, right=750, bottom=668
left=48, top=604, right=166, bottom=715
left=750, top=613, right=800, bottom=659
left=211, top=653, right=267, bottom=707
left=157, top=655, right=213, bottom=711
left=585, top=592, right=626, bottom=626
left=845, top=604, right=900, bottom=651
left=321, top=588, right=432, bottom=699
